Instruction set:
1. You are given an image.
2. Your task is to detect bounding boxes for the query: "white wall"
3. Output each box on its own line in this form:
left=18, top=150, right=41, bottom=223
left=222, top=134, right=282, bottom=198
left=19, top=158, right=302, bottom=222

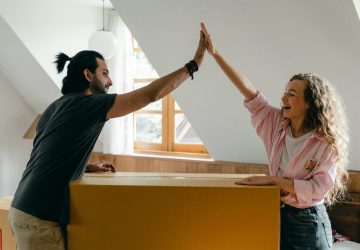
left=112, top=0, right=360, bottom=170
left=0, top=72, right=34, bottom=196
left=0, top=0, right=104, bottom=89
left=0, top=14, right=60, bottom=114
left=0, top=1, right=110, bottom=195
left=0, top=1, right=110, bottom=194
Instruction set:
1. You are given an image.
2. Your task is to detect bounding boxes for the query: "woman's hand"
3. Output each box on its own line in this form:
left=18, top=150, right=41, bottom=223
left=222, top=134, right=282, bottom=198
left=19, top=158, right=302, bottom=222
left=235, top=176, right=295, bottom=194
left=85, top=161, right=116, bottom=173
left=200, top=22, right=216, bottom=56
left=235, top=176, right=275, bottom=186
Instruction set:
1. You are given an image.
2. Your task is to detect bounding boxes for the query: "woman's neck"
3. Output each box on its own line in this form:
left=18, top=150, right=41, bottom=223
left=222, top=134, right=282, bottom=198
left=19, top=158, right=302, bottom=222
left=290, top=120, right=310, bottom=138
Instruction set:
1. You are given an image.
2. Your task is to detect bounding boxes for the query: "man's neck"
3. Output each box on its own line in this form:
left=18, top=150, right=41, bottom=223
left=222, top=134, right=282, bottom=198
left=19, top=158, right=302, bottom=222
left=83, top=89, right=92, bottom=96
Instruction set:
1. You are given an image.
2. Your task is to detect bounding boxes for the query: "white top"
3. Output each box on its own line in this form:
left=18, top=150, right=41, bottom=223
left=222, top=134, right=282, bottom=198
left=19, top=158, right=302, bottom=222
left=278, top=127, right=313, bottom=176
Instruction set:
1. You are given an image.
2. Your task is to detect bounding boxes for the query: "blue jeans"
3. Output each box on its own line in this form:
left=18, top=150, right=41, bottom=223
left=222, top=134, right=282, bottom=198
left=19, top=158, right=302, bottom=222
left=280, top=204, right=332, bottom=250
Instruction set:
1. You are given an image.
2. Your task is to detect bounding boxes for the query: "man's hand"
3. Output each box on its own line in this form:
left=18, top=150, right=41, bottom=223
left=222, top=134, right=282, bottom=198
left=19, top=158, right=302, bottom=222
left=85, top=161, right=116, bottom=173
left=193, top=28, right=207, bottom=67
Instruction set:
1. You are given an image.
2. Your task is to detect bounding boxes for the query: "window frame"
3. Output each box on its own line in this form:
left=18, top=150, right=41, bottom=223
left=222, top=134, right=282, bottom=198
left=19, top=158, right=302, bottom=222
left=132, top=39, right=208, bottom=156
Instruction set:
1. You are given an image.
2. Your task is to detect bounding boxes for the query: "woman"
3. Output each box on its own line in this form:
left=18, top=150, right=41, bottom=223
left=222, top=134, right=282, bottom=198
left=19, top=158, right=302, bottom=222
left=200, top=23, right=349, bottom=249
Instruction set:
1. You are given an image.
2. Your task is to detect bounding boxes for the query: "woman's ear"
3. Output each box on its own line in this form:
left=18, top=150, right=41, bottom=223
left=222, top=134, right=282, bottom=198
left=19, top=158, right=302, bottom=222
left=83, top=69, right=93, bottom=82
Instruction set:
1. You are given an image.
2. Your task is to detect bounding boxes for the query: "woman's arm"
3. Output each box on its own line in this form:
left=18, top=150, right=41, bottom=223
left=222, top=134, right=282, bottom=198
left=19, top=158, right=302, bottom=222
left=201, top=22, right=257, bottom=102
left=235, top=176, right=295, bottom=194
left=107, top=31, right=207, bottom=119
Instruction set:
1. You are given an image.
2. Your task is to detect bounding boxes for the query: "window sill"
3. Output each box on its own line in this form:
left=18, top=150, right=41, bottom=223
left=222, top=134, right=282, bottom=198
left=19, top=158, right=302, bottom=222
left=132, top=150, right=213, bottom=161
left=94, top=150, right=214, bottom=162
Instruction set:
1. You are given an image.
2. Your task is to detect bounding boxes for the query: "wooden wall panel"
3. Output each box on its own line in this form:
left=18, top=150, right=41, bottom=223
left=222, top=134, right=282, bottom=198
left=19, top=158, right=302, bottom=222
left=89, top=152, right=358, bottom=192
left=349, top=171, right=360, bottom=194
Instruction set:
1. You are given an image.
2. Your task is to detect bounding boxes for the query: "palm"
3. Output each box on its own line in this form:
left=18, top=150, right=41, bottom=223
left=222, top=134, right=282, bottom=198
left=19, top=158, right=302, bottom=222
left=200, top=22, right=216, bottom=55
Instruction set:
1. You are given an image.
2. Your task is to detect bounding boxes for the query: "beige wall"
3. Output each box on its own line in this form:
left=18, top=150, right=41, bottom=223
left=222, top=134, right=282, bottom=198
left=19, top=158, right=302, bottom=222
left=0, top=72, right=34, bottom=196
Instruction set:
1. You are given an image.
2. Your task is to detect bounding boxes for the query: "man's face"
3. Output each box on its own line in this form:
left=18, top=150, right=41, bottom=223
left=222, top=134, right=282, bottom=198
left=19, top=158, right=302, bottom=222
left=89, top=58, right=112, bottom=94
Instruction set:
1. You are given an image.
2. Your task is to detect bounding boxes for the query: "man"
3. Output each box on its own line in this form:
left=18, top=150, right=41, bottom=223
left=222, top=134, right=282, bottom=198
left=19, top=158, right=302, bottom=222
left=9, top=32, right=206, bottom=250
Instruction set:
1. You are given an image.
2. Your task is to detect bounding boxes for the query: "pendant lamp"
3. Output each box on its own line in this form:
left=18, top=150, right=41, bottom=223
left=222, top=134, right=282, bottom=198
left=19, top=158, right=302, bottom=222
left=88, top=0, right=117, bottom=60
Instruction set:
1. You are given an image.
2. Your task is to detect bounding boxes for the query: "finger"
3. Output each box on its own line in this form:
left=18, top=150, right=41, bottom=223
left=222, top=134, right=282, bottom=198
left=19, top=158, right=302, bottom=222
left=100, top=166, right=110, bottom=171
left=106, top=162, right=115, bottom=168
left=201, top=27, right=211, bottom=41
left=235, top=180, right=251, bottom=185
left=200, top=31, right=205, bottom=40
left=235, top=178, right=250, bottom=185
left=102, top=162, right=114, bottom=168
left=104, top=165, right=114, bottom=172
left=200, top=22, right=209, bottom=36
left=235, top=179, right=245, bottom=184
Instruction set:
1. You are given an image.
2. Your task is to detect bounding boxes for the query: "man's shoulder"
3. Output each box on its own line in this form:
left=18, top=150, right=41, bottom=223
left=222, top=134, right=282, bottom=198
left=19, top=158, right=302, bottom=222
left=43, top=93, right=116, bottom=116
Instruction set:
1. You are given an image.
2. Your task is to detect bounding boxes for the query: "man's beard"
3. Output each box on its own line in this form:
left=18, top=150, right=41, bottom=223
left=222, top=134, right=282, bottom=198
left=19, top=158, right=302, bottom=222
left=90, top=77, right=107, bottom=94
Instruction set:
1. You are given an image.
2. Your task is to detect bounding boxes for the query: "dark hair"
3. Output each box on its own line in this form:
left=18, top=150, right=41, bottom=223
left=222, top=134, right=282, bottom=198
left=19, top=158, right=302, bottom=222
left=54, top=50, right=104, bottom=94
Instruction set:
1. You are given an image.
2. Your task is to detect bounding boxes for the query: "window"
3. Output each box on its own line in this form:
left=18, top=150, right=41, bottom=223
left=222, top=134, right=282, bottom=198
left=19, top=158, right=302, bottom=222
left=132, top=38, right=208, bottom=155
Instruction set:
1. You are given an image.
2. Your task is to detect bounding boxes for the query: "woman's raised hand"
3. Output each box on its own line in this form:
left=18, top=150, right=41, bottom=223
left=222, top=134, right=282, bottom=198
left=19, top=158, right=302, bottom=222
left=201, top=22, right=216, bottom=56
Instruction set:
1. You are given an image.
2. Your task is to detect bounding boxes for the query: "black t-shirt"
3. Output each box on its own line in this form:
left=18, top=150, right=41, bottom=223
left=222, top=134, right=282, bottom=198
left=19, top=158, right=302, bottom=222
left=12, top=93, right=116, bottom=224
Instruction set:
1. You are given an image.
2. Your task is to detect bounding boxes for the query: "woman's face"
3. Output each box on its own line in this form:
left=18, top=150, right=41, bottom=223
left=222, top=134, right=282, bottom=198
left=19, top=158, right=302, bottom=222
left=281, top=79, right=309, bottom=123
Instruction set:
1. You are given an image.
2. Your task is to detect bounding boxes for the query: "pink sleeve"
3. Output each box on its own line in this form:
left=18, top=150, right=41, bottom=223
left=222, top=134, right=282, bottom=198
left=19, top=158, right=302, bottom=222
left=244, top=92, right=268, bottom=113
left=244, top=92, right=283, bottom=159
left=293, top=148, right=336, bottom=206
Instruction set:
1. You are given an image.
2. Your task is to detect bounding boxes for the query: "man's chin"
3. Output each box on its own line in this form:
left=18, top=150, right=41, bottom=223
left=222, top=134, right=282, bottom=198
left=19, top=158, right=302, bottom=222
left=94, top=89, right=107, bottom=94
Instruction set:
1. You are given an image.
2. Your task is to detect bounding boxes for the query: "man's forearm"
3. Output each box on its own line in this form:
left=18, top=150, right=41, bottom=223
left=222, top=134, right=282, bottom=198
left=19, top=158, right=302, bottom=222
left=107, top=66, right=193, bottom=119
left=145, top=67, right=190, bottom=102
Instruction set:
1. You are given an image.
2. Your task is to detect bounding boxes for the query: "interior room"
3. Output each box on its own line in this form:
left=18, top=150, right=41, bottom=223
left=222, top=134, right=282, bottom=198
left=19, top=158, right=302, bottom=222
left=0, top=0, right=359, bottom=249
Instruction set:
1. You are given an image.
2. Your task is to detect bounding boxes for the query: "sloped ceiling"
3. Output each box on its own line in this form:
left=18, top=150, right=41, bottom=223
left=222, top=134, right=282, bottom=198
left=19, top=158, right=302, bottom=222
left=0, top=15, right=59, bottom=113
left=0, top=0, right=107, bottom=112
left=111, top=0, right=360, bottom=169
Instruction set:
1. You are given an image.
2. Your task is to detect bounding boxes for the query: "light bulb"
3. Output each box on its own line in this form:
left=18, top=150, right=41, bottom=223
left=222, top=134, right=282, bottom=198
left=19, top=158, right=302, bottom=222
left=88, top=30, right=117, bottom=60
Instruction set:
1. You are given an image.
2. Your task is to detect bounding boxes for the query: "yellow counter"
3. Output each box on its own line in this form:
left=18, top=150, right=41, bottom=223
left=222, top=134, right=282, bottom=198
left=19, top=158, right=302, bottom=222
left=68, top=173, right=280, bottom=250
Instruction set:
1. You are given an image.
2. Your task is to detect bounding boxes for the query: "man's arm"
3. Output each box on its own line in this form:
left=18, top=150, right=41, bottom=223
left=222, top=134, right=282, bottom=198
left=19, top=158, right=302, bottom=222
left=107, top=32, right=206, bottom=119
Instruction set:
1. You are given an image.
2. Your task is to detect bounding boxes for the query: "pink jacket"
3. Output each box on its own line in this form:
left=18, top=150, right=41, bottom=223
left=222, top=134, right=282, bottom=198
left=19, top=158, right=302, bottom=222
left=245, top=92, right=336, bottom=208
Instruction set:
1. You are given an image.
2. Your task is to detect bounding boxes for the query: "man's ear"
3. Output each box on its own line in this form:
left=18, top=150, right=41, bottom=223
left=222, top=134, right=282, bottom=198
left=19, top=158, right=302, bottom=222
left=83, top=69, right=93, bottom=82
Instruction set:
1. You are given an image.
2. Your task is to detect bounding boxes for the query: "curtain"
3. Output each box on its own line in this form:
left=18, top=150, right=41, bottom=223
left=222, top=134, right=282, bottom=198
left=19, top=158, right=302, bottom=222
left=101, top=10, right=134, bottom=155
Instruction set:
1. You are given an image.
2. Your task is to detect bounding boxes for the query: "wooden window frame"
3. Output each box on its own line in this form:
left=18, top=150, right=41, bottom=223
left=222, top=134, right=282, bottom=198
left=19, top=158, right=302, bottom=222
left=132, top=37, right=208, bottom=156
left=133, top=94, right=208, bottom=155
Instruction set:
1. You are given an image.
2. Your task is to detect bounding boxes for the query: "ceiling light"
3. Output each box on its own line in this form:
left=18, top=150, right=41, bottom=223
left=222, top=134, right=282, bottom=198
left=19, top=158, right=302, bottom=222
left=88, top=0, right=117, bottom=60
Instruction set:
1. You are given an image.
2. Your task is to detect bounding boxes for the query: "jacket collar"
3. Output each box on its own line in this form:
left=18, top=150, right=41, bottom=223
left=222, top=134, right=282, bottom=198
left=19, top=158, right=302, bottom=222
left=278, top=118, right=328, bottom=143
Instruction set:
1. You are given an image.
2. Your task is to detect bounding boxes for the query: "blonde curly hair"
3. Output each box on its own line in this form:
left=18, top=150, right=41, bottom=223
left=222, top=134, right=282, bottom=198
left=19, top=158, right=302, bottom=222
left=290, top=73, right=350, bottom=205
